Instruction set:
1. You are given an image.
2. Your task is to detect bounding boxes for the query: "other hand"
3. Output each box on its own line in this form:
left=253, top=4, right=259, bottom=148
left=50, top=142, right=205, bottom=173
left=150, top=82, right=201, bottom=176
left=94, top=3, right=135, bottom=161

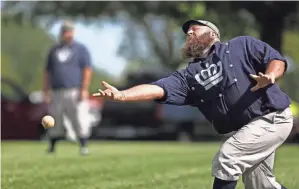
left=249, top=72, right=275, bottom=92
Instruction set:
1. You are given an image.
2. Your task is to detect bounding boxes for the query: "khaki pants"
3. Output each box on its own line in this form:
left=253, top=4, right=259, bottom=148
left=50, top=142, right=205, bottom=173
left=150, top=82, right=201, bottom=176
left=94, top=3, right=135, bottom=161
left=47, top=88, right=91, bottom=138
left=212, top=107, right=293, bottom=189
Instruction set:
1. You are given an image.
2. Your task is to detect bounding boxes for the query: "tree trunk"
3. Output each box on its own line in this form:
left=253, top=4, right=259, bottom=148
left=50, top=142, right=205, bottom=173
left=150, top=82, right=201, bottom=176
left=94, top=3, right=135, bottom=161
left=230, top=2, right=298, bottom=54
left=260, top=10, right=284, bottom=53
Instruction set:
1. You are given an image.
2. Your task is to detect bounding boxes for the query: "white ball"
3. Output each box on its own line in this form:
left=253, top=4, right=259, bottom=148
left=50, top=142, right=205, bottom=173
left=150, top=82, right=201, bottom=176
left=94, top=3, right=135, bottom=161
left=41, top=115, right=55, bottom=128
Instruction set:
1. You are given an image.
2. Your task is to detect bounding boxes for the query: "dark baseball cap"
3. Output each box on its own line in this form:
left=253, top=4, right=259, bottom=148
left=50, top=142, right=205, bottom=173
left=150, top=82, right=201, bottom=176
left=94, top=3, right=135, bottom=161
left=182, top=20, right=220, bottom=38
left=60, top=20, right=74, bottom=32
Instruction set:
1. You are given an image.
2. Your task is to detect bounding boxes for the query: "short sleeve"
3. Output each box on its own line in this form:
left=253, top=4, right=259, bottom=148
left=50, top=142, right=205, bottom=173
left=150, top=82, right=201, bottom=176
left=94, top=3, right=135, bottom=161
left=80, top=45, right=91, bottom=68
left=246, top=36, right=287, bottom=72
left=150, top=69, right=191, bottom=106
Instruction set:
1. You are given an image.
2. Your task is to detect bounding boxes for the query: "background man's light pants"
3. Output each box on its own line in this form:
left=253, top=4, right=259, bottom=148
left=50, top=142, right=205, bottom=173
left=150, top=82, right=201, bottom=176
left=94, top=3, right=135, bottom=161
left=47, top=88, right=91, bottom=139
left=212, top=107, right=293, bottom=189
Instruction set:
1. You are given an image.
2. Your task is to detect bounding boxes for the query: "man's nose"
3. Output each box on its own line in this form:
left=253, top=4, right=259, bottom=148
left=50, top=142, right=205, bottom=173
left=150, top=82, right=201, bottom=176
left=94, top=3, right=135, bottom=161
left=187, top=30, right=194, bottom=36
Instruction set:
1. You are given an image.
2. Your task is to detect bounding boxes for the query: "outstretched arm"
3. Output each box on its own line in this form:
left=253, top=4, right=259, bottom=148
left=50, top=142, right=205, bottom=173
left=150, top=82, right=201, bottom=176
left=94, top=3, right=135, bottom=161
left=92, top=81, right=164, bottom=102
left=93, top=69, right=191, bottom=105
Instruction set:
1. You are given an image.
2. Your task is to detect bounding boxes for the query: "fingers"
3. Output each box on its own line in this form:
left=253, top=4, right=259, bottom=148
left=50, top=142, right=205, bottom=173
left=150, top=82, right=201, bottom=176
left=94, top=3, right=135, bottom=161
left=98, top=89, right=106, bottom=96
left=250, top=72, right=275, bottom=92
left=270, top=75, right=275, bottom=84
left=92, top=89, right=112, bottom=97
left=92, top=90, right=104, bottom=97
left=102, top=81, right=116, bottom=91
left=93, top=81, right=118, bottom=98
left=250, top=73, right=267, bottom=79
left=265, top=73, right=275, bottom=84
left=92, top=93, right=100, bottom=97
left=251, top=84, right=260, bottom=92
left=249, top=74, right=261, bottom=92
left=258, top=72, right=275, bottom=84
left=92, top=92, right=103, bottom=97
left=258, top=72, right=264, bottom=77
left=249, top=74, right=259, bottom=80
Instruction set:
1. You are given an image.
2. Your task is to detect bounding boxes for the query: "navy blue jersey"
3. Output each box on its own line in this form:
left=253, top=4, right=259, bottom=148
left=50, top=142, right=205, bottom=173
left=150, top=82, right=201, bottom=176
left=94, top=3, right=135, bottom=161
left=151, top=36, right=291, bottom=134
left=46, top=41, right=91, bottom=89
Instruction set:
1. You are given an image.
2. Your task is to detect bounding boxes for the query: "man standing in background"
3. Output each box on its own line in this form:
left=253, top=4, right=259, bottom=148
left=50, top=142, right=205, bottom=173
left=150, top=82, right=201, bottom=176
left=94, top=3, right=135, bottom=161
left=43, top=20, right=93, bottom=155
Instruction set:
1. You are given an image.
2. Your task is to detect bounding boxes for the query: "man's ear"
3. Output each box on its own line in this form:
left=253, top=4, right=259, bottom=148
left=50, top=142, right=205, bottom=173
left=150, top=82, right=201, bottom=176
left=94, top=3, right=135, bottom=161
left=211, top=31, right=217, bottom=38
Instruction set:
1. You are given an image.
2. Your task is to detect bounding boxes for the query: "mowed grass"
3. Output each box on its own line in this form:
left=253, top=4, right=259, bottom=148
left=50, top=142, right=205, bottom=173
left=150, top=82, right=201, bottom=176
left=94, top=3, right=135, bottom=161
left=1, top=141, right=299, bottom=189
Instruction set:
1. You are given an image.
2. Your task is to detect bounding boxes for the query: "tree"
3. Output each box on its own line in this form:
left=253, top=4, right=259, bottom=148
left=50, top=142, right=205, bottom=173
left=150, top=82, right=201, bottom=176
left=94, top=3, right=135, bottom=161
left=1, top=15, right=116, bottom=94
left=3, top=1, right=298, bottom=49
left=2, top=2, right=299, bottom=101
left=205, top=1, right=299, bottom=53
left=3, top=1, right=297, bottom=71
left=1, top=18, right=55, bottom=92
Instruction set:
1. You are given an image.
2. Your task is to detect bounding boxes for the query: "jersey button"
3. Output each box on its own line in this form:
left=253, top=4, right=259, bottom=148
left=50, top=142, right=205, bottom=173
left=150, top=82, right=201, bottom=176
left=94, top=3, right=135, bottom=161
left=191, top=87, right=195, bottom=90
left=226, top=50, right=230, bottom=54
left=219, top=93, right=223, bottom=97
left=229, top=64, right=233, bottom=68
left=201, top=99, right=204, bottom=102
left=234, top=78, right=238, bottom=82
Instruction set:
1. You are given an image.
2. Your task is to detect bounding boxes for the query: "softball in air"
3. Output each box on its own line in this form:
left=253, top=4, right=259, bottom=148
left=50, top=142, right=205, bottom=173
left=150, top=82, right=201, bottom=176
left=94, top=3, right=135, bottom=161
left=41, top=115, right=55, bottom=129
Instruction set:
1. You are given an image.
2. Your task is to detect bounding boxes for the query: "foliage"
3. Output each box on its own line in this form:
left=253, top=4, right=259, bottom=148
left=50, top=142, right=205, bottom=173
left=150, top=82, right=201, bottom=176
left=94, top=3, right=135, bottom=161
left=280, top=29, right=299, bottom=101
left=1, top=2, right=299, bottom=99
left=1, top=20, right=55, bottom=93
left=1, top=18, right=117, bottom=94
left=2, top=1, right=298, bottom=51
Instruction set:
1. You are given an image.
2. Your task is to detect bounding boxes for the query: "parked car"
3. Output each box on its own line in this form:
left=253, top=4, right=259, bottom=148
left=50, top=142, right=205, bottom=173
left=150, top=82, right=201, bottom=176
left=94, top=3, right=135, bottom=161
left=1, top=77, right=103, bottom=140
left=1, top=78, right=48, bottom=140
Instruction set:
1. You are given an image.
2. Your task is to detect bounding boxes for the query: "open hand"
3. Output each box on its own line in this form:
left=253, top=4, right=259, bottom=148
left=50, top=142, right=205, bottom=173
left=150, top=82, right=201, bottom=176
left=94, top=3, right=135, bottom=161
left=249, top=72, right=275, bottom=92
left=92, top=81, right=125, bottom=101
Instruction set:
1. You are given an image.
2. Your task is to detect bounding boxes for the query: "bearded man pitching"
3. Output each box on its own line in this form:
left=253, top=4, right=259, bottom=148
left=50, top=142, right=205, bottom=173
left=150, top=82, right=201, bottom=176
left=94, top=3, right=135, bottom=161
left=93, top=20, right=293, bottom=189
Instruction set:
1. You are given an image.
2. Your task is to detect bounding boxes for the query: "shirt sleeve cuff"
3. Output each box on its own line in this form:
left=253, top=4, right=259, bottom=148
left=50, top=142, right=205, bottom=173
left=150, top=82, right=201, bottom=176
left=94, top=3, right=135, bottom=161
left=150, top=81, right=168, bottom=104
left=265, top=56, right=288, bottom=73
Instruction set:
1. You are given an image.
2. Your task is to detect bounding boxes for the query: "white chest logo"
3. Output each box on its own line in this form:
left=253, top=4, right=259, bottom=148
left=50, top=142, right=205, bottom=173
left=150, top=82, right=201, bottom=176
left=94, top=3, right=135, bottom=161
left=56, top=48, right=72, bottom=63
left=195, top=61, right=223, bottom=90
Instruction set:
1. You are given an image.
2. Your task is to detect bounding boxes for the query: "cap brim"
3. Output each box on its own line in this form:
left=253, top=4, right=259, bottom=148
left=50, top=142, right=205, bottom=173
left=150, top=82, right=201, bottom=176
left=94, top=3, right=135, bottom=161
left=61, top=26, right=74, bottom=32
left=182, top=20, right=208, bottom=34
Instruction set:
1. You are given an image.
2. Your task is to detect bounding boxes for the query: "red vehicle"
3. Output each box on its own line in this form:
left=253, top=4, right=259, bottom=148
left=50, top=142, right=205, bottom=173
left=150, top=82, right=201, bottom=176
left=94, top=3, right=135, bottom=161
left=1, top=77, right=104, bottom=140
left=1, top=78, right=48, bottom=140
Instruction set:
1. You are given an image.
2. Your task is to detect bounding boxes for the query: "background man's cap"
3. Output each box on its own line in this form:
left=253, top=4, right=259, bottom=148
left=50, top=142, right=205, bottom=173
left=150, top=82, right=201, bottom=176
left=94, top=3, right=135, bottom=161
left=182, top=20, right=220, bottom=38
left=60, top=20, right=74, bottom=32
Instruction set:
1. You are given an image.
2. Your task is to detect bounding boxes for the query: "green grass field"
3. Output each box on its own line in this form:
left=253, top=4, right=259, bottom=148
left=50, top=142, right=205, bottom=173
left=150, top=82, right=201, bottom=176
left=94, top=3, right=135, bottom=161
left=1, top=141, right=299, bottom=189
